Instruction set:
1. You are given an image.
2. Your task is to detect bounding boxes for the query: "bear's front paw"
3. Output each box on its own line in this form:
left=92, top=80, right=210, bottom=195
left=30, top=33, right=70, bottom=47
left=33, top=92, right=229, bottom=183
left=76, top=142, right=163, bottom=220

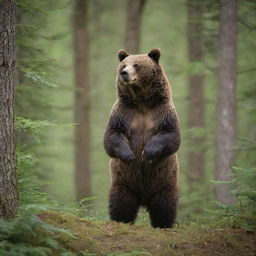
left=143, top=144, right=163, bottom=162
left=118, top=147, right=135, bottom=163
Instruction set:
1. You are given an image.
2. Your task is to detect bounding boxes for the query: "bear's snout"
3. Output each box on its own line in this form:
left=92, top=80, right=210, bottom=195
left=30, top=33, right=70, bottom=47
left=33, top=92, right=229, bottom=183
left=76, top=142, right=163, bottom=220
left=120, top=70, right=129, bottom=81
left=119, top=65, right=137, bottom=84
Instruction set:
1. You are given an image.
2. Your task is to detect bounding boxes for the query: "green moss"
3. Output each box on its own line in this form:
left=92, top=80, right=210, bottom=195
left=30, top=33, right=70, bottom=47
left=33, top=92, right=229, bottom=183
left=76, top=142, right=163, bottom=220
left=37, top=211, right=256, bottom=256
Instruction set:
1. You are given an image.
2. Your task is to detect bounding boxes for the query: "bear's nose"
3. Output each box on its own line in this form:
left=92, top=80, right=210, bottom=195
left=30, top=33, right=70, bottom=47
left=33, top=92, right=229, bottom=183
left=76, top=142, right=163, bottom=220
left=120, top=70, right=128, bottom=77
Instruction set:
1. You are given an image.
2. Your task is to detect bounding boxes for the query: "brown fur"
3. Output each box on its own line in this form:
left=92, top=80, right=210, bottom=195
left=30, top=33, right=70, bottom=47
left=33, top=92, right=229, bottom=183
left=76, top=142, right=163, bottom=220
left=104, top=49, right=181, bottom=228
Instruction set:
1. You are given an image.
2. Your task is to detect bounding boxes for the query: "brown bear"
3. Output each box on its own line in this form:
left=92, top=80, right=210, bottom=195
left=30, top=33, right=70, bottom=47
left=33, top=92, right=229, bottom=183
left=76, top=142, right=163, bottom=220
left=104, top=49, right=181, bottom=228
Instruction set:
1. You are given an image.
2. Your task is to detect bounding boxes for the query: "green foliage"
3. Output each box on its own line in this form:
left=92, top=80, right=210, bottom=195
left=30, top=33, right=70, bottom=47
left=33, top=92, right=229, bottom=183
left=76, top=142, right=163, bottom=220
left=208, top=167, right=256, bottom=233
left=15, top=116, right=75, bottom=211
left=0, top=211, right=76, bottom=256
left=16, top=117, right=55, bottom=137
left=16, top=147, right=48, bottom=206
left=16, top=116, right=58, bottom=208
left=16, top=0, right=63, bottom=119
left=53, top=197, right=104, bottom=219
left=22, top=69, right=58, bottom=88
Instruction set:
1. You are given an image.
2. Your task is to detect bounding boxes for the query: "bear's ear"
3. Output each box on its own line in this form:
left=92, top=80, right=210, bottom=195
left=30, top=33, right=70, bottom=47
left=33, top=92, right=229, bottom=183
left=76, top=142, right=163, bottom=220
left=118, top=49, right=129, bottom=62
left=148, top=48, right=161, bottom=63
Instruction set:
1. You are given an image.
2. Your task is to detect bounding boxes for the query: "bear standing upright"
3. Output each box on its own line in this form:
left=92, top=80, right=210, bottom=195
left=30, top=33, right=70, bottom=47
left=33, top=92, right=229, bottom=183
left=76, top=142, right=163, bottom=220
left=104, top=49, right=181, bottom=228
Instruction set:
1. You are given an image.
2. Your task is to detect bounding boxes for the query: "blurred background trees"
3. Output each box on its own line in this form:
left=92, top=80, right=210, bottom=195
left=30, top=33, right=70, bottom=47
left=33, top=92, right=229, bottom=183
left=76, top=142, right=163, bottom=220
left=0, top=0, right=254, bottom=222
left=186, top=0, right=205, bottom=201
left=215, top=0, right=237, bottom=204
left=125, top=0, right=147, bottom=53
left=73, top=0, right=91, bottom=201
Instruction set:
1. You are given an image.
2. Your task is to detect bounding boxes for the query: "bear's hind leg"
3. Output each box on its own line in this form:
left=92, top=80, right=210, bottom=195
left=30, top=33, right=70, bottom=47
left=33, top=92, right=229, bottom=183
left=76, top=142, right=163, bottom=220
left=109, top=184, right=139, bottom=224
left=147, top=189, right=178, bottom=228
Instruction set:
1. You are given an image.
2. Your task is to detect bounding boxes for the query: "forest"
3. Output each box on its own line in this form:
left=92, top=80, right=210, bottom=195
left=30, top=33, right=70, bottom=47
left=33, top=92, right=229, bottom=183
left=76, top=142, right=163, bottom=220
left=0, top=0, right=255, bottom=255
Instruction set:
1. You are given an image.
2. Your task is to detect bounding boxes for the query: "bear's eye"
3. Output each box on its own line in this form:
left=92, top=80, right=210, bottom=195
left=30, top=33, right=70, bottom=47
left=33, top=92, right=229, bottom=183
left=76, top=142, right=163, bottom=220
left=133, top=64, right=141, bottom=71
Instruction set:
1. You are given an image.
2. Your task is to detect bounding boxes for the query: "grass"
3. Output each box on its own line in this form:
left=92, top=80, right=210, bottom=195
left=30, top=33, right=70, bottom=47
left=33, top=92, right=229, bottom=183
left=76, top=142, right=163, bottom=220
left=37, top=211, right=256, bottom=256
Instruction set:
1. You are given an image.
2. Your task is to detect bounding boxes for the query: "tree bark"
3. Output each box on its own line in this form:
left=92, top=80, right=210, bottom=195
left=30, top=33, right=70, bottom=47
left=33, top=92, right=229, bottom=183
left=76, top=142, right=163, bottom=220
left=73, top=0, right=91, bottom=201
left=215, top=0, right=237, bottom=204
left=186, top=0, right=205, bottom=190
left=0, top=0, right=19, bottom=218
left=125, top=0, right=146, bottom=53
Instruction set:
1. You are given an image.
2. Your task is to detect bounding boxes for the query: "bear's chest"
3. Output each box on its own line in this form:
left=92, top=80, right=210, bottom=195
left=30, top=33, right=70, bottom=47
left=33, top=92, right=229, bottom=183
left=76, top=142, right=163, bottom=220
left=130, top=112, right=155, bottom=139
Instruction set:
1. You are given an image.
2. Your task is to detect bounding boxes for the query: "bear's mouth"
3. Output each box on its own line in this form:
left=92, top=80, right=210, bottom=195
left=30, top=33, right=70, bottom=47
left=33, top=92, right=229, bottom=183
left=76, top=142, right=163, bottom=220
left=123, top=78, right=137, bottom=86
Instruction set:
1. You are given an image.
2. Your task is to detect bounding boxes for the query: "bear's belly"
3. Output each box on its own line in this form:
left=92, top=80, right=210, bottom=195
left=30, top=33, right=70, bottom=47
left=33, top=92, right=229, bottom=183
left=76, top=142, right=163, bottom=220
left=110, top=155, right=178, bottom=205
left=129, top=132, right=151, bottom=158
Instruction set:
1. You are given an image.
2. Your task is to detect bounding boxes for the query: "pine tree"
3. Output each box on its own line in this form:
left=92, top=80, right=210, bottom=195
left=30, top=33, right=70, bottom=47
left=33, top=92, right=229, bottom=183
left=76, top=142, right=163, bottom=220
left=0, top=0, right=19, bottom=218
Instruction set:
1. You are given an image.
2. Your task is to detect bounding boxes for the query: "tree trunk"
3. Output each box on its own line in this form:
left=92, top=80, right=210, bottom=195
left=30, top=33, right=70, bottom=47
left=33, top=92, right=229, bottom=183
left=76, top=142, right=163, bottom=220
left=125, top=0, right=146, bottom=53
left=73, top=0, right=91, bottom=201
left=215, top=0, right=237, bottom=204
left=0, top=0, right=19, bottom=218
left=186, top=0, right=205, bottom=190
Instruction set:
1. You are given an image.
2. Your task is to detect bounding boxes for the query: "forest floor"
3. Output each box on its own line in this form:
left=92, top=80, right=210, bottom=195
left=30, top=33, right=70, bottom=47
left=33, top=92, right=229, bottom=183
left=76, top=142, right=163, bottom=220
left=38, top=211, right=256, bottom=256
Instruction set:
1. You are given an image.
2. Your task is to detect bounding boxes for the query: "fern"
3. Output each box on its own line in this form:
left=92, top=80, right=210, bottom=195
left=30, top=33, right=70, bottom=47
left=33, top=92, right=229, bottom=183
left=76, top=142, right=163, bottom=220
left=207, top=167, right=256, bottom=233
left=22, top=68, right=58, bottom=88
left=0, top=211, right=76, bottom=256
left=16, top=117, right=55, bottom=134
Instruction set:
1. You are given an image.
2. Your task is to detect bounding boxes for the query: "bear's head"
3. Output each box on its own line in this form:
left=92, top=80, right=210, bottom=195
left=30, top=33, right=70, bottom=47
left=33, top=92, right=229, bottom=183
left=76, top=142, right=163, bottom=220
left=116, top=49, right=170, bottom=107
